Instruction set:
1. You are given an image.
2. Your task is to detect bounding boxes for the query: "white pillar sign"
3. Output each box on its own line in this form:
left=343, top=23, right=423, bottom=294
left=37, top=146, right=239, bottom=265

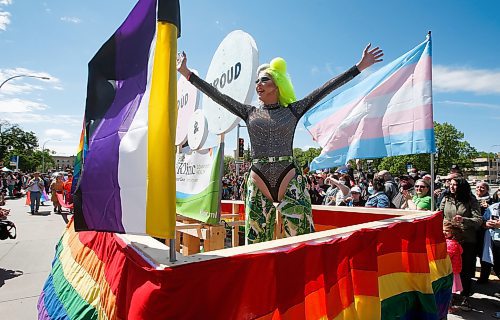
left=176, top=70, right=199, bottom=146
left=203, top=30, right=259, bottom=134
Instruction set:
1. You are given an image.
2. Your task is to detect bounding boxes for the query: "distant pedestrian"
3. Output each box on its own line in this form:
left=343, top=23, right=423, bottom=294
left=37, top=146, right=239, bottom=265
left=26, top=172, right=44, bottom=214
left=50, top=175, right=64, bottom=214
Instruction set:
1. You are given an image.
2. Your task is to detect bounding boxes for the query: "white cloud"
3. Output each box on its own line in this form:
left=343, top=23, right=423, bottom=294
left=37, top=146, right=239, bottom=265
left=44, top=128, right=73, bottom=139
left=0, top=112, right=81, bottom=125
left=433, top=65, right=500, bottom=95
left=437, top=100, right=500, bottom=110
left=60, top=16, right=82, bottom=24
left=0, top=0, right=13, bottom=5
left=0, top=98, right=47, bottom=112
left=0, top=10, right=11, bottom=31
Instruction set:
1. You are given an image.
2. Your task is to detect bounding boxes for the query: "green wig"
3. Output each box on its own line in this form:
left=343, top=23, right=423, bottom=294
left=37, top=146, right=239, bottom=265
left=263, top=57, right=296, bottom=107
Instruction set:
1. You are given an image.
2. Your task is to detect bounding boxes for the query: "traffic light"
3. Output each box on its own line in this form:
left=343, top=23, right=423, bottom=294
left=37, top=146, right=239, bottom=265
left=238, top=138, right=244, bottom=158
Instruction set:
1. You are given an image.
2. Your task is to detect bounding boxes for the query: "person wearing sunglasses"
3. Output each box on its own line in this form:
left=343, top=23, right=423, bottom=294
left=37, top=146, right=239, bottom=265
left=403, top=179, right=431, bottom=211
left=177, top=44, right=383, bottom=244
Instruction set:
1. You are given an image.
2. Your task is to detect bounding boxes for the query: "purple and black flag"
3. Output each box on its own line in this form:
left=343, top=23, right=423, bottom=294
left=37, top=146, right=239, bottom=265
left=73, top=0, right=181, bottom=239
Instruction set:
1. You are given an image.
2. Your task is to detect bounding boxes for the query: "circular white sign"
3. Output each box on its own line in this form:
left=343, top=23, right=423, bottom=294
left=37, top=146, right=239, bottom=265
left=176, top=70, right=199, bottom=145
left=203, top=30, right=259, bottom=134
left=187, top=109, right=208, bottom=150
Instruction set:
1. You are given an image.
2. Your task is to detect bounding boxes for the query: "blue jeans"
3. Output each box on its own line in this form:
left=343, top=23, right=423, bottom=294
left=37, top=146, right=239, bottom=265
left=30, top=191, right=41, bottom=212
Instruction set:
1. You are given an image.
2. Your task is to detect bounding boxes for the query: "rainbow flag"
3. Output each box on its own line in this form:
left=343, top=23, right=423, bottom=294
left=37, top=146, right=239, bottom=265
left=38, top=212, right=451, bottom=319
left=304, top=35, right=434, bottom=170
left=73, top=0, right=181, bottom=239
left=70, top=122, right=86, bottom=195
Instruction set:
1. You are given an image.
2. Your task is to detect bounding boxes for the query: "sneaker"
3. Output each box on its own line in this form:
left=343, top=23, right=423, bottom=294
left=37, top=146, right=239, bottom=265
left=459, top=297, right=472, bottom=311
left=30, top=211, right=34, bottom=215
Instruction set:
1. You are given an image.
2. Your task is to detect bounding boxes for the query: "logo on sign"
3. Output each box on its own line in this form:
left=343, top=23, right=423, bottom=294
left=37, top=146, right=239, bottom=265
left=177, top=93, right=189, bottom=110
left=211, top=62, right=241, bottom=89
left=193, top=121, right=199, bottom=134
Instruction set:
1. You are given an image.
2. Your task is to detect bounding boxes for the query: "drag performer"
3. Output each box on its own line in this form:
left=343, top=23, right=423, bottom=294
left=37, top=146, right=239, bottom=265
left=177, top=44, right=383, bottom=244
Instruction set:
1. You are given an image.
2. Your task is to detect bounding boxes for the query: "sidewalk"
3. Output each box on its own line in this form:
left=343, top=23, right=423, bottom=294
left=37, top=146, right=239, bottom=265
left=0, top=196, right=69, bottom=319
left=1, top=195, right=500, bottom=319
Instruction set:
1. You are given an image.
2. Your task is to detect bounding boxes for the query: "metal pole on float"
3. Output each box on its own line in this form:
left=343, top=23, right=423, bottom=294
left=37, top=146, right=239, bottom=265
left=217, top=134, right=225, bottom=220
left=430, top=153, right=435, bottom=211
left=169, top=144, right=182, bottom=263
left=236, top=125, right=240, bottom=177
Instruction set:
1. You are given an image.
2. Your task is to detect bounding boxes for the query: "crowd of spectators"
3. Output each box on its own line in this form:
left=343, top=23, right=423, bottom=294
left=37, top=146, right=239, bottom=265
left=1, top=169, right=74, bottom=214
left=222, top=162, right=500, bottom=312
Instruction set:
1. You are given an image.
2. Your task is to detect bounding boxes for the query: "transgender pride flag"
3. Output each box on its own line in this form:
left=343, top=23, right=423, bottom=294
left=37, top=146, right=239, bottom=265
left=304, top=35, right=434, bottom=170
left=73, top=0, right=181, bottom=239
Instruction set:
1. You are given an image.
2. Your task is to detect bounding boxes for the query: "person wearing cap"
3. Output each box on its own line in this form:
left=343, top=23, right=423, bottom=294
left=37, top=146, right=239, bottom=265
left=403, top=179, right=432, bottom=211
left=177, top=45, right=383, bottom=244
left=346, top=186, right=366, bottom=207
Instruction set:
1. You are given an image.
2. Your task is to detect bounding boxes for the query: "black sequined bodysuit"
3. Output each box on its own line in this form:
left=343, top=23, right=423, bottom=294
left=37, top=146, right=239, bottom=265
left=189, top=66, right=360, bottom=201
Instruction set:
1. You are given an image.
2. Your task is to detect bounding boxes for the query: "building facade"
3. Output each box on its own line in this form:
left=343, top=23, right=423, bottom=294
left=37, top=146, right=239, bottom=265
left=467, top=154, right=500, bottom=183
left=50, top=155, right=76, bottom=171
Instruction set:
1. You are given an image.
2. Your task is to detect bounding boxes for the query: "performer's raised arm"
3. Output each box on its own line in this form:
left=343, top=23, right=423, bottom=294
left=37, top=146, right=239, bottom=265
left=293, top=44, right=384, bottom=117
left=176, top=51, right=251, bottom=121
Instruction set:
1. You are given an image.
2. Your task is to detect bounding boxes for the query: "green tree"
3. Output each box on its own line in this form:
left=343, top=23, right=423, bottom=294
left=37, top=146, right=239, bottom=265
left=293, top=147, right=322, bottom=168
left=0, top=121, right=57, bottom=172
left=378, top=154, right=431, bottom=176
left=375, top=122, right=477, bottom=176
left=223, top=155, right=233, bottom=176
left=434, top=122, right=477, bottom=175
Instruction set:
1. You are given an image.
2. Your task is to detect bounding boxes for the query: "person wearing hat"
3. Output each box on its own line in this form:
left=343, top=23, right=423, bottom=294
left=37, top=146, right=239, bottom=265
left=177, top=45, right=383, bottom=244
left=345, top=186, right=366, bottom=207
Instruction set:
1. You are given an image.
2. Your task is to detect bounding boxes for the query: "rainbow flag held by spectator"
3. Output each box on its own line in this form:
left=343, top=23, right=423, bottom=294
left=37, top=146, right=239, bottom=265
left=304, top=35, right=434, bottom=170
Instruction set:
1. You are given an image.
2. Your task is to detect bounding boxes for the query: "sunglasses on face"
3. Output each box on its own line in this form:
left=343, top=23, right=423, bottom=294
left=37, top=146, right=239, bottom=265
left=255, top=76, right=271, bottom=84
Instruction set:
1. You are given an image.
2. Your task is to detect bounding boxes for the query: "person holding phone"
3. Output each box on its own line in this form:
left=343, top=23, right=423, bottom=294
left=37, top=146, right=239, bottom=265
left=480, top=202, right=500, bottom=289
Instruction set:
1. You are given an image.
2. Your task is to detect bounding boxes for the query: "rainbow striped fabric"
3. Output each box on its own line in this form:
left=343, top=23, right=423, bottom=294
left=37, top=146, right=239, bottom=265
left=73, top=0, right=180, bottom=239
left=304, top=36, right=434, bottom=170
left=38, top=212, right=451, bottom=319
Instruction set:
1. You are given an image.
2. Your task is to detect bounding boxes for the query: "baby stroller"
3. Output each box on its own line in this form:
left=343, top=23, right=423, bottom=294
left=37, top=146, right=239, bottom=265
left=0, top=208, right=16, bottom=240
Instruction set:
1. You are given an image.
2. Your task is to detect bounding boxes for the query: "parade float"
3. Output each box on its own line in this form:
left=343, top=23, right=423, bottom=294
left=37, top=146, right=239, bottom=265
left=37, top=0, right=451, bottom=319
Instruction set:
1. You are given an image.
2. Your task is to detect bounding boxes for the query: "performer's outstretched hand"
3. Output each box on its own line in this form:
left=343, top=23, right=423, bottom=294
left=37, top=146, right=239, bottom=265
left=176, top=51, right=191, bottom=79
left=356, top=44, right=384, bottom=72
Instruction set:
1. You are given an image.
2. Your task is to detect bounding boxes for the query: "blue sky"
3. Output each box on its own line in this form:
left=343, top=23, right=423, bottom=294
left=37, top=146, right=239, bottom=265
left=1, top=0, right=499, bottom=157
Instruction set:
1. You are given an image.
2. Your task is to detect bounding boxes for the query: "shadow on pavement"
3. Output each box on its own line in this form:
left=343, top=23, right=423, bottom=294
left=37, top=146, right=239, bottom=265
left=30, top=211, right=51, bottom=216
left=449, top=278, right=500, bottom=319
left=0, top=268, right=23, bottom=287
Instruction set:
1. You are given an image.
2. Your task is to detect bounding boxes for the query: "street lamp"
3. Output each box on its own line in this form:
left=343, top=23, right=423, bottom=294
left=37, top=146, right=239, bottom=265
left=42, top=139, right=61, bottom=173
left=0, top=74, right=50, bottom=90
